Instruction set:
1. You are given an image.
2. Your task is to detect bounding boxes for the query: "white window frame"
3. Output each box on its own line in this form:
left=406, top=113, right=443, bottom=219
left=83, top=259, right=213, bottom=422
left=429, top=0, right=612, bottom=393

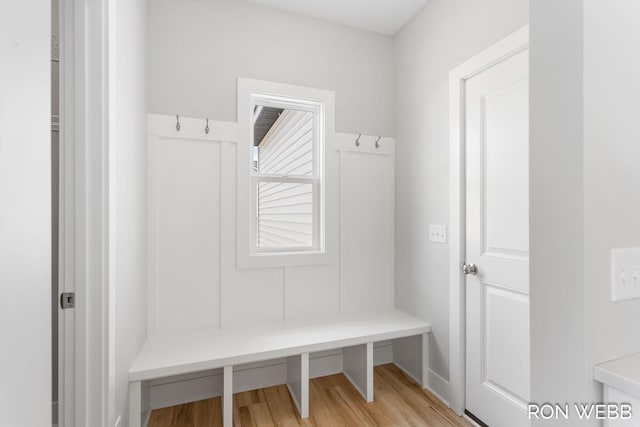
left=237, top=78, right=337, bottom=268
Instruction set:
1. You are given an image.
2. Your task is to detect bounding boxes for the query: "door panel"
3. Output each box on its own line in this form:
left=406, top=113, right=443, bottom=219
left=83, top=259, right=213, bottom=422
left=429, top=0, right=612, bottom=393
left=465, top=48, right=530, bottom=427
left=483, top=79, right=529, bottom=260
left=483, top=283, right=530, bottom=402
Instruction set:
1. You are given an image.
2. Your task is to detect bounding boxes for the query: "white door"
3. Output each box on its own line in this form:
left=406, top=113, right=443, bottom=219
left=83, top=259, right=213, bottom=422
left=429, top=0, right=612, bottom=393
left=464, top=47, right=530, bottom=426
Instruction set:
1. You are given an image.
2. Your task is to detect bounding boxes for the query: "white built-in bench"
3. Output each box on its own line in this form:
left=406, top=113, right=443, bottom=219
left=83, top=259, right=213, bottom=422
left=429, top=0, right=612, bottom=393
left=129, top=309, right=431, bottom=427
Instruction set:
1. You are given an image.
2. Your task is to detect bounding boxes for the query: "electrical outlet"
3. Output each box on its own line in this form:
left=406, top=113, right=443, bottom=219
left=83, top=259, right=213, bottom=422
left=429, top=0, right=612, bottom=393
left=429, top=224, right=447, bottom=243
left=611, top=248, right=640, bottom=302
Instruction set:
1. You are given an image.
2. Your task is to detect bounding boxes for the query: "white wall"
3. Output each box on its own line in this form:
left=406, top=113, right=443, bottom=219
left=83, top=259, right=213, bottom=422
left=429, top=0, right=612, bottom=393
left=529, top=0, right=587, bottom=420
left=0, top=1, right=51, bottom=425
left=583, top=0, right=640, bottom=397
left=530, top=1, right=640, bottom=424
left=393, top=0, right=528, bottom=399
left=147, top=0, right=394, bottom=137
left=530, top=0, right=640, bottom=423
left=110, top=0, right=148, bottom=425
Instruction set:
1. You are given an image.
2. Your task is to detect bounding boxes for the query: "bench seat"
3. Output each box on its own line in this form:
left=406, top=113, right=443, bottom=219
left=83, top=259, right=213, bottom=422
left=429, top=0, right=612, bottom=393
left=129, top=309, right=431, bottom=427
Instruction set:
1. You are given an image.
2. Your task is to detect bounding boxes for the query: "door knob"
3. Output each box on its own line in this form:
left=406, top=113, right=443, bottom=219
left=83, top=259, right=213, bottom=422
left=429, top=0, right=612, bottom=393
left=462, top=263, right=478, bottom=275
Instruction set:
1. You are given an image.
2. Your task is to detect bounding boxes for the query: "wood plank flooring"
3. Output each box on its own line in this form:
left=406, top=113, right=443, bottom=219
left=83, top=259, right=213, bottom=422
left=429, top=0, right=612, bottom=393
left=148, top=364, right=471, bottom=427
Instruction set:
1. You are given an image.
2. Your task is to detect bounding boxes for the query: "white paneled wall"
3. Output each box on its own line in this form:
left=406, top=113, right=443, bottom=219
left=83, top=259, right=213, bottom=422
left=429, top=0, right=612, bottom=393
left=145, top=114, right=395, bottom=407
left=339, top=146, right=395, bottom=314
left=149, top=137, right=221, bottom=333
left=148, top=114, right=395, bottom=333
left=284, top=265, right=340, bottom=320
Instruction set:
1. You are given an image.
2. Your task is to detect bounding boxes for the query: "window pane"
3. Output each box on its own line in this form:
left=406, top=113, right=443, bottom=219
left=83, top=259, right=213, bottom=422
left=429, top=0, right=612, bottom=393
left=254, top=107, right=314, bottom=176
left=257, top=181, right=313, bottom=248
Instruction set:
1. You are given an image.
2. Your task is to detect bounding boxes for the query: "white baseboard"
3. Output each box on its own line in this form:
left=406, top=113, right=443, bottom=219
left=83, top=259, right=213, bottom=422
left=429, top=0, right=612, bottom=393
left=144, top=342, right=393, bottom=411
left=424, top=368, right=450, bottom=407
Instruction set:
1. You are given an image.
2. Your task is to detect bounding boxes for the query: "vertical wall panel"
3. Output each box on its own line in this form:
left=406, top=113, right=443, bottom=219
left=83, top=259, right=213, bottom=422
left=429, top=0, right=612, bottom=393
left=340, top=151, right=395, bottom=314
left=220, top=268, right=285, bottom=326
left=220, top=142, right=286, bottom=327
left=284, top=265, right=340, bottom=320
left=150, top=138, right=221, bottom=334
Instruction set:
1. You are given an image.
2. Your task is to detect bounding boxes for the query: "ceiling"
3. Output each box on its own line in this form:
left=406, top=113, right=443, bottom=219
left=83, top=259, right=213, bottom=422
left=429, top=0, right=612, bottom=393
left=244, top=0, right=427, bottom=35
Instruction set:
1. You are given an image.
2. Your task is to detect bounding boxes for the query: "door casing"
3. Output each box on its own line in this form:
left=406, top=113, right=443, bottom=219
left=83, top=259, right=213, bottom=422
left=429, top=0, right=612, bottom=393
left=58, top=0, right=112, bottom=425
left=448, top=25, right=529, bottom=416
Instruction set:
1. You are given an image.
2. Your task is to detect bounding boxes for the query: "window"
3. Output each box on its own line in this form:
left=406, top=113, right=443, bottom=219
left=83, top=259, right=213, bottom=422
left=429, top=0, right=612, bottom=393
left=251, top=97, right=320, bottom=252
left=237, top=79, right=337, bottom=268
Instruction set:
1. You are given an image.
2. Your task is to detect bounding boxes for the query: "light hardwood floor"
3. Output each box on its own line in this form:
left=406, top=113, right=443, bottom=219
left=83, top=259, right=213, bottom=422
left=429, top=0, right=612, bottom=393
left=148, top=364, right=471, bottom=427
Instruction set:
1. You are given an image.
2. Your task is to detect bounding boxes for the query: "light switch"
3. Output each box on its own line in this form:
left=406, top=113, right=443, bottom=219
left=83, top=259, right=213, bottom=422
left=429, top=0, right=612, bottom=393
left=611, top=248, right=640, bottom=302
left=429, top=224, right=447, bottom=244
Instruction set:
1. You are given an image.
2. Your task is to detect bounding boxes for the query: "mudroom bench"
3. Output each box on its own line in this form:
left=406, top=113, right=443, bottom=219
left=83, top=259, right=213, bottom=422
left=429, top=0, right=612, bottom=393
left=129, top=309, right=431, bottom=427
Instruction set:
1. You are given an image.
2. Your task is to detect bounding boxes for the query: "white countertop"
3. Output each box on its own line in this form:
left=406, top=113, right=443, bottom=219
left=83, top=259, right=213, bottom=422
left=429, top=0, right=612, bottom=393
left=594, top=352, right=640, bottom=398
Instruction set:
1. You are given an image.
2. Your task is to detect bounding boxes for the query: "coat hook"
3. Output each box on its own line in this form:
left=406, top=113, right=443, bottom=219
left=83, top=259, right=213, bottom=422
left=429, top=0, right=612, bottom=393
left=205, top=118, right=210, bottom=134
left=375, top=136, right=381, bottom=148
left=176, top=115, right=181, bottom=131
left=355, top=133, right=361, bottom=147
